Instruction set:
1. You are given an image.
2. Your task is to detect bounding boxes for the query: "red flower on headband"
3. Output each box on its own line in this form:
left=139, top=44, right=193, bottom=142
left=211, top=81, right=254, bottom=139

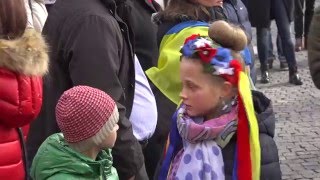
left=197, top=45, right=217, bottom=64
left=184, top=34, right=200, bottom=44
left=221, top=59, right=242, bottom=85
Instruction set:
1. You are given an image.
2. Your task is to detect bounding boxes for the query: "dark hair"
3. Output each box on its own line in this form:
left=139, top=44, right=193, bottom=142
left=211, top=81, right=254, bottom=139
left=0, top=0, right=27, bottom=40
left=157, top=0, right=212, bottom=22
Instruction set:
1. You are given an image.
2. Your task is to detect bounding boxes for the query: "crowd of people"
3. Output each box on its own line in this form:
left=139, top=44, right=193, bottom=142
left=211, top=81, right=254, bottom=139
left=0, top=0, right=319, bottom=180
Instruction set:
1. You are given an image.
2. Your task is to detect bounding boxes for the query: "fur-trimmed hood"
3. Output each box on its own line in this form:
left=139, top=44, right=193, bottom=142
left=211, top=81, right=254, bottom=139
left=0, top=29, right=48, bottom=76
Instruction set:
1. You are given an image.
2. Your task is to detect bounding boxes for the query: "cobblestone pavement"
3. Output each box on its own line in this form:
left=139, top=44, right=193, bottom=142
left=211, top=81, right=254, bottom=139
left=251, top=2, right=320, bottom=179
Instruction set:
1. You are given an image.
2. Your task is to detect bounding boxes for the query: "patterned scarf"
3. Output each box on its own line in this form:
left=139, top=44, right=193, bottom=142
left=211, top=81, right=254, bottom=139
left=167, top=105, right=238, bottom=180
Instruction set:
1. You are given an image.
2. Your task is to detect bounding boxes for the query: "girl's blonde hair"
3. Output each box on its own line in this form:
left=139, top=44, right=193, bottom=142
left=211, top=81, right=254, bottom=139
left=208, top=20, right=248, bottom=70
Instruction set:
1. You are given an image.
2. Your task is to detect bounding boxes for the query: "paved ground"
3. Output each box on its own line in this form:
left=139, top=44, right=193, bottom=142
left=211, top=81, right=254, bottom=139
left=252, top=2, right=320, bottom=179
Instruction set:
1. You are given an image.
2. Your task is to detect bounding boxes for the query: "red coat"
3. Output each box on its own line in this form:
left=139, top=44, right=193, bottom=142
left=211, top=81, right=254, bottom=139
left=0, top=29, right=48, bottom=179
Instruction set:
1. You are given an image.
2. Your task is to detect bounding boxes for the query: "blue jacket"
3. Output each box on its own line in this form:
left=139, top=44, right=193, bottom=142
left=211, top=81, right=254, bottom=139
left=223, top=0, right=252, bottom=43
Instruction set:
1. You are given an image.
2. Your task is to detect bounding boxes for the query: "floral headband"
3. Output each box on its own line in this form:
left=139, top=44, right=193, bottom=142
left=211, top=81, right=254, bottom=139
left=180, top=34, right=237, bottom=77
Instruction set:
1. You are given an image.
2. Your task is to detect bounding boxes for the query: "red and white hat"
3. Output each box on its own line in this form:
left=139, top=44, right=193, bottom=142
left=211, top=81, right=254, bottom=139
left=55, top=85, right=119, bottom=152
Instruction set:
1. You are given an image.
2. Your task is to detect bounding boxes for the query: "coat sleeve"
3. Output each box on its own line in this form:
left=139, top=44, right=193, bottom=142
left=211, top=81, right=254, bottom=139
left=308, top=7, right=320, bottom=89
left=66, top=15, right=143, bottom=178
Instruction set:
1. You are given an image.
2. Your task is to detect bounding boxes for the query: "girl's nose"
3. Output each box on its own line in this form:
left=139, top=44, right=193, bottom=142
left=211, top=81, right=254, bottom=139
left=179, top=90, right=187, bottom=100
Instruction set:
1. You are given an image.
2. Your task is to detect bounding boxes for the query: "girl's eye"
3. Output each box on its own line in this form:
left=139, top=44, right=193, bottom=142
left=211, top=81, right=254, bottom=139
left=187, top=82, right=197, bottom=91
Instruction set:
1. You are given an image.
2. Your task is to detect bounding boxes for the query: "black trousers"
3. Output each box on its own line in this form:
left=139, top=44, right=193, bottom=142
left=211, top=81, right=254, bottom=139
left=257, top=0, right=297, bottom=70
left=294, top=0, right=316, bottom=38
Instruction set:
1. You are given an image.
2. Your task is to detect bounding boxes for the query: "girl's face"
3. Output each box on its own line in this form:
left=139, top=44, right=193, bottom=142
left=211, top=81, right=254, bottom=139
left=194, top=0, right=223, bottom=7
left=180, top=58, right=231, bottom=119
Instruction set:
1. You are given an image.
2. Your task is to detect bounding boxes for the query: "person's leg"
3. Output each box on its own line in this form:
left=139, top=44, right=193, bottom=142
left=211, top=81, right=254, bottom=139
left=143, top=136, right=164, bottom=179
left=257, top=27, right=271, bottom=83
left=272, top=0, right=302, bottom=85
left=276, top=33, right=288, bottom=70
left=294, top=0, right=305, bottom=51
left=304, top=0, right=315, bottom=49
left=268, top=32, right=276, bottom=69
left=248, top=44, right=257, bottom=84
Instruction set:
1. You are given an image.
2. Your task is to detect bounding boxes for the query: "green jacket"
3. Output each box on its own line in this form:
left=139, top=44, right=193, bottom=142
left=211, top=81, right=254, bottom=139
left=31, top=133, right=119, bottom=180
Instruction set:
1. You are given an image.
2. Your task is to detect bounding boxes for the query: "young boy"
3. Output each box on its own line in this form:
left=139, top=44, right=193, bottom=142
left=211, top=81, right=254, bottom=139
left=31, top=86, right=119, bottom=180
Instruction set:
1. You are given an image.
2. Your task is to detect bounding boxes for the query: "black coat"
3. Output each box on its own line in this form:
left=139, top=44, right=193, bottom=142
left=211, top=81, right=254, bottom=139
left=117, top=0, right=160, bottom=71
left=247, top=0, right=294, bottom=28
left=26, top=0, right=144, bottom=179
left=223, top=91, right=282, bottom=180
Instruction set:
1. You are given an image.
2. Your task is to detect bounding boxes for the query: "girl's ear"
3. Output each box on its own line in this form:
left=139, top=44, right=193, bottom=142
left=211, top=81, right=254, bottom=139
left=221, top=81, right=236, bottom=99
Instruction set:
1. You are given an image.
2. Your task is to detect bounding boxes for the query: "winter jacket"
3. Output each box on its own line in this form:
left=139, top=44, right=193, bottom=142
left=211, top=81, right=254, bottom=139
left=31, top=133, right=118, bottom=180
left=25, top=0, right=48, bottom=32
left=0, top=29, right=48, bottom=180
left=247, top=0, right=294, bottom=28
left=117, top=0, right=161, bottom=71
left=26, top=0, right=144, bottom=179
left=308, top=6, right=320, bottom=89
left=223, top=91, right=281, bottom=179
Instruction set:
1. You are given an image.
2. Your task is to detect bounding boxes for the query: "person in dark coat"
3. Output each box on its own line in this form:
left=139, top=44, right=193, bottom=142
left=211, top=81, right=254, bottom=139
left=117, top=0, right=161, bottom=71
left=308, top=6, right=320, bottom=89
left=26, top=0, right=146, bottom=179
left=116, top=1, right=161, bottom=178
left=223, top=0, right=257, bottom=84
left=247, top=0, right=303, bottom=85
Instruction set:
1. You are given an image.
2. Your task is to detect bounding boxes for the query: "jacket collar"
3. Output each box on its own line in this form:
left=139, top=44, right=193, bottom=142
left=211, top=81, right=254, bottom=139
left=0, top=28, right=48, bottom=76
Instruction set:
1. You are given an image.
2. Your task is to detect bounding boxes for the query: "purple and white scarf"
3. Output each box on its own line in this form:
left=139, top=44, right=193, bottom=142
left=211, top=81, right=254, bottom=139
left=168, top=105, right=238, bottom=180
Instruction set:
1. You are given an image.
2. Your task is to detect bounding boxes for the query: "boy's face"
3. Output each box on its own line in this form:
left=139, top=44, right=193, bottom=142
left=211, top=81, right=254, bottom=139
left=101, top=124, right=119, bottom=148
left=180, top=58, right=231, bottom=119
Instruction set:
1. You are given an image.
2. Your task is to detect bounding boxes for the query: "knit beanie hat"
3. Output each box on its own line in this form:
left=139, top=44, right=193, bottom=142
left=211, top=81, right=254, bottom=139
left=55, top=85, right=119, bottom=152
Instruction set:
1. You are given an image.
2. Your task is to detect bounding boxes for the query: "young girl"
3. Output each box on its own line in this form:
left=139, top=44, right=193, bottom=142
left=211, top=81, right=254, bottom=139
left=159, top=22, right=281, bottom=180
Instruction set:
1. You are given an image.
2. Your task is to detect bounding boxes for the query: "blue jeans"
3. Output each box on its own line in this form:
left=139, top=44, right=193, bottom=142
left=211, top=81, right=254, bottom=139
left=268, top=33, right=286, bottom=62
left=257, top=0, right=297, bottom=71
